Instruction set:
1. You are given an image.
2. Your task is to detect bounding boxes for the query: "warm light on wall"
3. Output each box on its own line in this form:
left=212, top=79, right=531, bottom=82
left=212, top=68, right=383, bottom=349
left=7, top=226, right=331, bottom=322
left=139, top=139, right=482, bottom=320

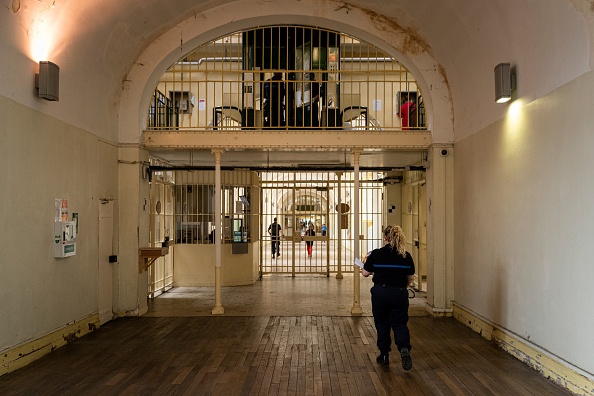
left=29, top=3, right=57, bottom=62
left=504, top=99, right=526, bottom=141
left=31, top=19, right=51, bottom=61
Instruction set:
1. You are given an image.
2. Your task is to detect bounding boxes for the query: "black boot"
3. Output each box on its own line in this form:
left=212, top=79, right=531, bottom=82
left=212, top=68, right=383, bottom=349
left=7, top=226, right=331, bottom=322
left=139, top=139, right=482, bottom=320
left=400, top=348, right=412, bottom=371
left=376, top=353, right=389, bottom=366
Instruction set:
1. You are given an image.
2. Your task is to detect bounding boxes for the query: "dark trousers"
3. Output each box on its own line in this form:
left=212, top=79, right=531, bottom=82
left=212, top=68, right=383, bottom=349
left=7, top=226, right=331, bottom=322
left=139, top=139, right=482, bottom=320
left=271, top=238, right=280, bottom=255
left=370, top=284, right=411, bottom=354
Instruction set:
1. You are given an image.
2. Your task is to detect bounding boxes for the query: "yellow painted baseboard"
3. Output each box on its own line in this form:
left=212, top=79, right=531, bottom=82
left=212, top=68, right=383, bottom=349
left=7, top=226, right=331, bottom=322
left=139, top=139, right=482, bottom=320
left=453, top=303, right=594, bottom=395
left=0, top=313, right=100, bottom=376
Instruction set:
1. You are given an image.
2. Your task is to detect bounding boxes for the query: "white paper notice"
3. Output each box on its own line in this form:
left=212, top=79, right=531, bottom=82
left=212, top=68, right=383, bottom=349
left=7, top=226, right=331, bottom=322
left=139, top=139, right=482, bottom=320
left=354, top=258, right=364, bottom=268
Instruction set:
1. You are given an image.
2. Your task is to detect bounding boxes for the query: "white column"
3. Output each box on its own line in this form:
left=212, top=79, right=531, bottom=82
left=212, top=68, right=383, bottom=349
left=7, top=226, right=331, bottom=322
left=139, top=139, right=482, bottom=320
left=425, top=144, right=454, bottom=316
left=212, top=149, right=225, bottom=315
left=116, top=146, right=150, bottom=316
left=351, top=149, right=363, bottom=315
left=335, top=171, right=343, bottom=280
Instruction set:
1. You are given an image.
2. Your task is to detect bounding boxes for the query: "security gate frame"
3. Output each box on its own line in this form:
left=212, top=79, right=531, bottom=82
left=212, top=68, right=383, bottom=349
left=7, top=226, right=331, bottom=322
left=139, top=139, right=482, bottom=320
left=260, top=171, right=385, bottom=277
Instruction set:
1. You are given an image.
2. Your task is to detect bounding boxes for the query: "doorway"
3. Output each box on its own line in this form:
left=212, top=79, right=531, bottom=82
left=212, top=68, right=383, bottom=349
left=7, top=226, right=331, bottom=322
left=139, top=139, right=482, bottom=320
left=260, top=171, right=385, bottom=276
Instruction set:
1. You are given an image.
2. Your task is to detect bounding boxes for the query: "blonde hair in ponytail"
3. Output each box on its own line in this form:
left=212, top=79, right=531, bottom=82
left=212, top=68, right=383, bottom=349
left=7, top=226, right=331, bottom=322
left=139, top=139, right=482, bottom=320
left=384, top=225, right=407, bottom=257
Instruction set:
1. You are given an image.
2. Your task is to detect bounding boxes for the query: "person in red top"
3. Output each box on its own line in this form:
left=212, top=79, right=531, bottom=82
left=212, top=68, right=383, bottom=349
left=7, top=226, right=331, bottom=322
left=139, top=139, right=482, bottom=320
left=305, top=223, right=315, bottom=257
left=399, top=100, right=417, bottom=130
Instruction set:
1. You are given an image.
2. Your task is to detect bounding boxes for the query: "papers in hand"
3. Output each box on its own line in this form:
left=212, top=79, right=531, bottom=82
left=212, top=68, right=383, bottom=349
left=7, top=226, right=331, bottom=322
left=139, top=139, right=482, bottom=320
left=354, top=258, right=364, bottom=268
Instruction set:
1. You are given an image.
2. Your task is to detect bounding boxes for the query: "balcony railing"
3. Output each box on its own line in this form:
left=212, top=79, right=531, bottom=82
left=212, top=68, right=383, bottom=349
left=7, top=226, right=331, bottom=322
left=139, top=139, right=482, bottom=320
left=147, top=26, right=427, bottom=132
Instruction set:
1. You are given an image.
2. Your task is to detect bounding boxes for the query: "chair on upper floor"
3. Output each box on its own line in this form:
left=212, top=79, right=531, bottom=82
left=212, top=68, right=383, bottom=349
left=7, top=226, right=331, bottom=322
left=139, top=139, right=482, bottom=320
left=341, top=106, right=368, bottom=130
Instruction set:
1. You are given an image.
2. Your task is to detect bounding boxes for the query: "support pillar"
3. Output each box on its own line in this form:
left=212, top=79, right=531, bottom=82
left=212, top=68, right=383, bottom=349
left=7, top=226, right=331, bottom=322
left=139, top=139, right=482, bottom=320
left=335, top=171, right=343, bottom=280
left=425, top=144, right=454, bottom=316
left=116, top=146, right=150, bottom=317
left=212, top=149, right=225, bottom=315
left=351, top=149, right=363, bottom=315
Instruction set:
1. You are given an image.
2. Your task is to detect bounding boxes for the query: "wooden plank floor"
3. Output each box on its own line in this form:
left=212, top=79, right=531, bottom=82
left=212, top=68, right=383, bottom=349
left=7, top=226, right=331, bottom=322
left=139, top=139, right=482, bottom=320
left=0, top=276, right=571, bottom=395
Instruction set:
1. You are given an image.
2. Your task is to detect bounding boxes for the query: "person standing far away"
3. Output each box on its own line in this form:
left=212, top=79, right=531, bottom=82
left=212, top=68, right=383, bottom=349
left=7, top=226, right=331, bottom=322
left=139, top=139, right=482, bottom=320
left=361, top=225, right=415, bottom=371
left=305, top=223, right=315, bottom=257
left=321, top=223, right=327, bottom=237
left=267, top=217, right=282, bottom=258
left=263, top=72, right=286, bottom=128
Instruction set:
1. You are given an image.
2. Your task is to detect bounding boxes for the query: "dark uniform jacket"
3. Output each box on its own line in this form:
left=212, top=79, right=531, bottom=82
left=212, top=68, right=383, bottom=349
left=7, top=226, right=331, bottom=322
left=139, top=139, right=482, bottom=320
left=363, top=245, right=415, bottom=288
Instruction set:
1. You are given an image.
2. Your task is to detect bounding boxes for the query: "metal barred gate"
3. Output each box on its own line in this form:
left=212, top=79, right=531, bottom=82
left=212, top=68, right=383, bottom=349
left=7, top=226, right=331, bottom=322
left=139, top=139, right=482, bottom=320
left=260, top=171, right=384, bottom=276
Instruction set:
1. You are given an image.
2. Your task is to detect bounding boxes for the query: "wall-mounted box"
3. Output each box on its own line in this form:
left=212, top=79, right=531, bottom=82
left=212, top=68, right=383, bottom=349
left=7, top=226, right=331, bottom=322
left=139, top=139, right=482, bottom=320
left=36, top=61, right=60, bottom=101
left=54, top=220, right=77, bottom=258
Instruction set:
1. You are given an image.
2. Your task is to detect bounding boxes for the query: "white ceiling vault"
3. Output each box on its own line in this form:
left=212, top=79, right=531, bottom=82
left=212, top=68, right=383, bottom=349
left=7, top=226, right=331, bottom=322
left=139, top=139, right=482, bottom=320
left=4, top=0, right=593, bottom=169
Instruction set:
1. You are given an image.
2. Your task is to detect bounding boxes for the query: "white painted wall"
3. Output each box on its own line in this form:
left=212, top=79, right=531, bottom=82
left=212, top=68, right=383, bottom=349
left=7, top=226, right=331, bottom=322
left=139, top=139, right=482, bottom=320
left=0, top=96, right=119, bottom=351
left=454, top=69, right=594, bottom=374
left=173, top=243, right=260, bottom=287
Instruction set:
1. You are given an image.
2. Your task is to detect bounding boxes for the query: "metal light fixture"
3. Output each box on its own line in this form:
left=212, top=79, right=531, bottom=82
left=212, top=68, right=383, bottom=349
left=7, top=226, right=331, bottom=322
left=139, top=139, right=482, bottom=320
left=35, top=61, right=60, bottom=101
left=494, top=62, right=515, bottom=103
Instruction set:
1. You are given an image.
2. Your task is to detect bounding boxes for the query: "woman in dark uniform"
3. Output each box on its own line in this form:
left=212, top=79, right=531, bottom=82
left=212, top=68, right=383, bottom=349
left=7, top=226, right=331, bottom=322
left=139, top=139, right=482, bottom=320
left=362, top=225, right=415, bottom=370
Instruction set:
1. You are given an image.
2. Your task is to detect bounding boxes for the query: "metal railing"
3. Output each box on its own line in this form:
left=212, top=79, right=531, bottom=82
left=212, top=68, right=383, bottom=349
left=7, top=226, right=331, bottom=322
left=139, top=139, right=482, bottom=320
left=147, top=26, right=427, bottom=132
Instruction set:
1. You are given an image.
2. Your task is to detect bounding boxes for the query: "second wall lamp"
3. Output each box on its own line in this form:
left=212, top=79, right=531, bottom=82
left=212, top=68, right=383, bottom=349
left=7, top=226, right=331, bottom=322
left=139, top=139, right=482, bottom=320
left=494, top=62, right=516, bottom=103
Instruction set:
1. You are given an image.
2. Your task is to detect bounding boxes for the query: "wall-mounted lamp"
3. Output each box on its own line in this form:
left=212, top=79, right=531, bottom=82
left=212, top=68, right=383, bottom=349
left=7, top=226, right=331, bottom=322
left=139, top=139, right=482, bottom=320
left=494, top=62, right=515, bottom=103
left=35, top=61, right=60, bottom=101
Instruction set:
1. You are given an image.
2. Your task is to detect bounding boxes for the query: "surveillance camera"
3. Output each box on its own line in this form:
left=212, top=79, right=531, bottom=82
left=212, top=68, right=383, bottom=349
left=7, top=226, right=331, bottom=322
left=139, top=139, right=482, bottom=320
left=440, top=149, right=448, bottom=157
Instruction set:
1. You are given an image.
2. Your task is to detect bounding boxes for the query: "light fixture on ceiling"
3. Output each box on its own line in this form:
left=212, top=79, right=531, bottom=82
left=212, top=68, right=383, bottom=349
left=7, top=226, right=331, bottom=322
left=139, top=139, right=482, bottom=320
left=35, top=61, right=60, bottom=101
left=494, top=62, right=515, bottom=103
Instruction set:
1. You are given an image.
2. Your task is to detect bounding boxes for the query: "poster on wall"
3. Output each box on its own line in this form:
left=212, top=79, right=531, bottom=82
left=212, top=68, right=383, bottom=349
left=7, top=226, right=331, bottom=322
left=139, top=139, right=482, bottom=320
left=55, top=198, right=69, bottom=221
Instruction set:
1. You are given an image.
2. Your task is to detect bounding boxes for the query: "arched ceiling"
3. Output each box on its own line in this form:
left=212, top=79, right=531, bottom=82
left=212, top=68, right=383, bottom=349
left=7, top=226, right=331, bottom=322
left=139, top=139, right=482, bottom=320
left=3, top=0, right=593, bottom=146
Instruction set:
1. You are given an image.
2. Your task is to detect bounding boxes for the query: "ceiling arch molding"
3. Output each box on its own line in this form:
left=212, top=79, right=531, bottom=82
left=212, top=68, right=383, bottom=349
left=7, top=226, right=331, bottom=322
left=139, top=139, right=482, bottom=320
left=118, top=0, right=454, bottom=146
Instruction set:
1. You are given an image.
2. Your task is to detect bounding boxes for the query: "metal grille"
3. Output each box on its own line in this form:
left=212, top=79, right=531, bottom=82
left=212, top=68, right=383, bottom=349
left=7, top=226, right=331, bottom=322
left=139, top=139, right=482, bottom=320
left=172, top=171, right=255, bottom=245
left=148, top=170, right=175, bottom=298
left=148, top=26, right=426, bottom=131
left=261, top=171, right=384, bottom=276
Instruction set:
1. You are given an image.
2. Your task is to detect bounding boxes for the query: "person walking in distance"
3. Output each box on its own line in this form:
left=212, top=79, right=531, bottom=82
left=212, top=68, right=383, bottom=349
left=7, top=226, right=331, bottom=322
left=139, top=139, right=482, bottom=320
left=305, top=223, right=315, bottom=257
left=361, top=225, right=415, bottom=370
left=267, top=217, right=282, bottom=258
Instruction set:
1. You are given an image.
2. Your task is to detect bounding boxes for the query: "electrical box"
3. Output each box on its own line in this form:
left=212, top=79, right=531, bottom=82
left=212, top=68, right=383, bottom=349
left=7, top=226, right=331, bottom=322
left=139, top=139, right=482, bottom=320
left=54, top=220, right=77, bottom=258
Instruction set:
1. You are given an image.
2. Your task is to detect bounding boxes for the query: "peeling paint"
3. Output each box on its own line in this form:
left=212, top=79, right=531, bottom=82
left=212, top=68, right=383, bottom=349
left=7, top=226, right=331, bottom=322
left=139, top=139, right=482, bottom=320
left=570, top=0, right=594, bottom=14
left=456, top=304, right=594, bottom=395
left=63, top=332, right=78, bottom=343
left=331, top=1, right=453, bottom=127
left=335, top=4, right=352, bottom=14
left=336, top=2, right=432, bottom=58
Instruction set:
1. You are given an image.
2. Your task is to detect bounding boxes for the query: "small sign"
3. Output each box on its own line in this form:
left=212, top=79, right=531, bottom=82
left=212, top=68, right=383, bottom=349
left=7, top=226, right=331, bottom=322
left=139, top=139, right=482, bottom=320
left=335, top=203, right=350, bottom=213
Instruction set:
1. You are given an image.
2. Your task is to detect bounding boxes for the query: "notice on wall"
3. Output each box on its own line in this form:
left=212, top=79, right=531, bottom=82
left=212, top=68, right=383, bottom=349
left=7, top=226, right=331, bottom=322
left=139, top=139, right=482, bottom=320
left=199, top=99, right=206, bottom=111
left=55, top=198, right=69, bottom=221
